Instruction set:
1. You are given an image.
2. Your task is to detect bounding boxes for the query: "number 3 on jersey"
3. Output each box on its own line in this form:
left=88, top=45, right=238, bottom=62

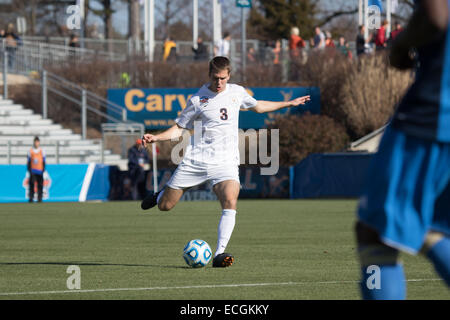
left=220, top=108, right=228, bottom=120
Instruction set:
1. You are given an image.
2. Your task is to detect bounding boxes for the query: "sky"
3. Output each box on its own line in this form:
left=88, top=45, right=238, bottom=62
left=86, top=0, right=347, bottom=37
left=86, top=0, right=400, bottom=38
left=87, top=0, right=236, bottom=37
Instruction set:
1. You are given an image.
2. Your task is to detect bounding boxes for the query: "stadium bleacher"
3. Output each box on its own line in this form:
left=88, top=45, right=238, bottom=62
left=0, top=95, right=124, bottom=165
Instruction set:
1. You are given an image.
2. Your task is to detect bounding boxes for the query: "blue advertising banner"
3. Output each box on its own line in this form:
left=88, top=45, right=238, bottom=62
left=0, top=164, right=110, bottom=203
left=291, top=153, right=373, bottom=198
left=107, top=87, right=320, bottom=130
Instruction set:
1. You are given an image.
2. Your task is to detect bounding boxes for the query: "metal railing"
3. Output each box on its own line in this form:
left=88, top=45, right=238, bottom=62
left=1, top=44, right=132, bottom=135
left=22, top=36, right=146, bottom=56
left=20, top=35, right=263, bottom=61
left=20, top=35, right=359, bottom=59
left=0, top=139, right=106, bottom=165
left=1, top=39, right=126, bottom=67
left=40, top=70, right=128, bottom=139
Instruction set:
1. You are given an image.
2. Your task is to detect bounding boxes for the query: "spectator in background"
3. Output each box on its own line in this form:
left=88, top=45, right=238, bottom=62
left=128, top=139, right=150, bottom=200
left=375, top=19, right=389, bottom=51
left=325, top=31, right=335, bottom=48
left=272, top=39, right=281, bottom=65
left=163, top=36, right=177, bottom=63
left=118, top=72, right=131, bottom=88
left=4, top=23, right=20, bottom=69
left=0, top=29, right=5, bottom=38
left=192, top=37, right=208, bottom=61
left=390, top=21, right=404, bottom=41
left=337, top=36, right=352, bottom=59
left=68, top=34, right=80, bottom=48
left=215, top=31, right=231, bottom=57
left=247, top=47, right=257, bottom=64
left=27, top=136, right=46, bottom=203
left=289, top=27, right=306, bottom=59
left=68, top=34, right=80, bottom=63
left=313, top=26, right=326, bottom=50
left=289, top=27, right=307, bottom=81
left=356, top=25, right=367, bottom=57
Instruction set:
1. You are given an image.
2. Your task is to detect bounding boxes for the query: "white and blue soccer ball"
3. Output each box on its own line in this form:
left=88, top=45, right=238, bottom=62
left=183, top=239, right=212, bottom=268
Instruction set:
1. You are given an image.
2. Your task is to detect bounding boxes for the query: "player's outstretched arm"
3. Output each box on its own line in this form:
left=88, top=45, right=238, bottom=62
left=250, top=95, right=311, bottom=114
left=142, top=124, right=184, bottom=148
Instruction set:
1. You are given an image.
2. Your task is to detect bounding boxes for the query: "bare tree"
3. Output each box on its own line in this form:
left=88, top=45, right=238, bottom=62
left=128, top=0, right=140, bottom=41
left=8, top=0, right=74, bottom=36
left=156, top=0, right=191, bottom=38
left=317, top=0, right=414, bottom=27
left=90, top=0, right=115, bottom=40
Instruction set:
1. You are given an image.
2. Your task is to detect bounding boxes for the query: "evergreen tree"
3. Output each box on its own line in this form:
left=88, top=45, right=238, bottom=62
left=248, top=0, right=319, bottom=40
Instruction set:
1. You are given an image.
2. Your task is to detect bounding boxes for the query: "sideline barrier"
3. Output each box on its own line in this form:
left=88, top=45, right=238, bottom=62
left=290, top=153, right=373, bottom=198
left=0, top=153, right=373, bottom=202
left=0, top=164, right=110, bottom=203
left=108, top=166, right=290, bottom=201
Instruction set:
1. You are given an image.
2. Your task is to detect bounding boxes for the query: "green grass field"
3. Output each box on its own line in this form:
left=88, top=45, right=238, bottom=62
left=0, top=200, right=448, bottom=300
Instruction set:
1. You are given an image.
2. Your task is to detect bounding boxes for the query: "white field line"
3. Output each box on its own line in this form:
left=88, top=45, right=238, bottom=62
left=0, top=278, right=443, bottom=297
left=78, top=163, right=96, bottom=202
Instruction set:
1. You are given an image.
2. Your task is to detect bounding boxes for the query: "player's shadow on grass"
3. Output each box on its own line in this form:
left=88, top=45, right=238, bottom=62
left=0, top=262, right=190, bottom=269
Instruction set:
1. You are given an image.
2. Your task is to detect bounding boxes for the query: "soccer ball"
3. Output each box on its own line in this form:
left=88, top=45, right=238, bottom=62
left=183, top=239, right=212, bottom=268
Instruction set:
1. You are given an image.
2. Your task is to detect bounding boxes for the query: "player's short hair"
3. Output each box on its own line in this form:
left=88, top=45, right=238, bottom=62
left=209, top=56, right=231, bottom=76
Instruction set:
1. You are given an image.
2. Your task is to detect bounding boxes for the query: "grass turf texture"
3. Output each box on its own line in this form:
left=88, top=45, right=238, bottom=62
left=0, top=200, right=448, bottom=300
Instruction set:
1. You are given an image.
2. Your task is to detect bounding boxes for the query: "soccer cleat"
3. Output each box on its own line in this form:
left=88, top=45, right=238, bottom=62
left=212, top=253, right=234, bottom=268
left=140, top=190, right=161, bottom=210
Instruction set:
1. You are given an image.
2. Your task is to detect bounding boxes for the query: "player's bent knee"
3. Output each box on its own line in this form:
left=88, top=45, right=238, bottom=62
left=158, top=201, right=174, bottom=212
left=221, top=198, right=237, bottom=210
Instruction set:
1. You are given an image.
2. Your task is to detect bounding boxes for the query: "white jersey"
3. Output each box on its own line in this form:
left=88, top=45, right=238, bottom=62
left=175, top=83, right=257, bottom=167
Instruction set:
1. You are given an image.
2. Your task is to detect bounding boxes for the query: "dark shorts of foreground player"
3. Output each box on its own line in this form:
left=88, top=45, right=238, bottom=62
left=357, top=125, right=450, bottom=254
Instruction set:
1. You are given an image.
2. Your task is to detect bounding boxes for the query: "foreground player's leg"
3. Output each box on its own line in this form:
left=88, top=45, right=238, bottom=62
left=141, top=187, right=184, bottom=211
left=421, top=231, right=450, bottom=286
left=141, top=189, right=162, bottom=210
left=212, top=180, right=240, bottom=267
left=423, top=180, right=450, bottom=286
left=355, top=221, right=406, bottom=300
left=215, top=209, right=236, bottom=256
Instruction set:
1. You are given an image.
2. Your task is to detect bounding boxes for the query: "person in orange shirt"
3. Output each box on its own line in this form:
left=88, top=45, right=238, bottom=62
left=325, top=31, right=336, bottom=48
left=272, top=39, right=281, bottom=65
left=27, top=136, right=46, bottom=203
left=289, top=27, right=306, bottom=59
left=163, top=36, right=177, bottom=62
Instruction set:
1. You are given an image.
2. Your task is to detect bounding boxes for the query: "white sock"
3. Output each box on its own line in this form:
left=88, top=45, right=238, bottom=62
left=156, top=189, right=164, bottom=204
left=214, top=209, right=236, bottom=257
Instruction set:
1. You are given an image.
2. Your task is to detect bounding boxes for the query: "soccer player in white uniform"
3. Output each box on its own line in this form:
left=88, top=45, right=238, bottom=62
left=141, top=56, right=310, bottom=267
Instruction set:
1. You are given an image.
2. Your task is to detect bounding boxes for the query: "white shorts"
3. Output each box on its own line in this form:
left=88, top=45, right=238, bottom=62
left=166, top=162, right=240, bottom=190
